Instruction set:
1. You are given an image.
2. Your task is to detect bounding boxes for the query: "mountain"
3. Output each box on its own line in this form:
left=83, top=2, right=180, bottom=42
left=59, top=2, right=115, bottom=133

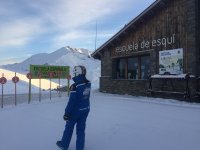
left=1, top=46, right=100, bottom=88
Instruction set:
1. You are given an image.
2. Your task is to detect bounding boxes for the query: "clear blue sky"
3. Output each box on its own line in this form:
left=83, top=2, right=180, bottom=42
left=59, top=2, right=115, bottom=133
left=0, top=0, right=155, bottom=65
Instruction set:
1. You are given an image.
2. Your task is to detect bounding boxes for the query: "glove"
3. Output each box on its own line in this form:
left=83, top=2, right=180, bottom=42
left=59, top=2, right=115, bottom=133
left=63, top=114, right=70, bottom=121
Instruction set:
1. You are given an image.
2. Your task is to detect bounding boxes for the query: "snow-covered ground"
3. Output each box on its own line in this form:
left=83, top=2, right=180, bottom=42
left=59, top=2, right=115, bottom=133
left=0, top=90, right=200, bottom=150
left=0, top=46, right=199, bottom=150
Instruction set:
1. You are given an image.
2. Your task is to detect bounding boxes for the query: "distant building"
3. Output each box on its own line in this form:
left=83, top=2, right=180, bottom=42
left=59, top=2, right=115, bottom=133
left=91, top=0, right=200, bottom=101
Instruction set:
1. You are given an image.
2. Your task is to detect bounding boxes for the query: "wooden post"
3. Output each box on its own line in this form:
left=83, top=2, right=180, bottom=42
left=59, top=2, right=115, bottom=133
left=28, top=79, right=31, bottom=104
left=1, top=84, right=3, bottom=108
left=67, top=79, right=70, bottom=96
left=50, top=77, right=51, bottom=100
left=39, top=78, right=41, bottom=102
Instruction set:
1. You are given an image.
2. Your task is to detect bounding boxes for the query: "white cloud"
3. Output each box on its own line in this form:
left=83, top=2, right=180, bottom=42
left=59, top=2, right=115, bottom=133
left=0, top=0, right=155, bottom=63
left=0, top=18, right=46, bottom=47
left=0, top=0, right=148, bottom=46
left=52, top=30, right=93, bottom=48
left=52, top=28, right=115, bottom=50
left=25, top=0, right=127, bottom=30
left=55, top=30, right=98, bottom=42
left=0, top=0, right=127, bottom=50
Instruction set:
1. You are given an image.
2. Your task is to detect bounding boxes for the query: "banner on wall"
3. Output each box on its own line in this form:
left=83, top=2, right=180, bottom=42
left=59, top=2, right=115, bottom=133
left=159, top=48, right=183, bottom=75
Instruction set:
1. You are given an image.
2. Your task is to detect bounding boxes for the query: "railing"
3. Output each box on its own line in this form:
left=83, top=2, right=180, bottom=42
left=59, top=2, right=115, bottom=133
left=0, top=92, right=68, bottom=109
left=147, top=73, right=192, bottom=100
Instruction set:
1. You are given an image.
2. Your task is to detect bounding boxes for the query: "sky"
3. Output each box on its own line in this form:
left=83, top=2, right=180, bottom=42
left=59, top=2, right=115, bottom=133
left=0, top=0, right=155, bottom=65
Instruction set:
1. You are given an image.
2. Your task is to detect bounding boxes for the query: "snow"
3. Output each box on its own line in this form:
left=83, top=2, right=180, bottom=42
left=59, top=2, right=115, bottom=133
left=0, top=68, right=60, bottom=94
left=0, top=46, right=200, bottom=150
left=0, top=91, right=200, bottom=150
left=1, top=46, right=100, bottom=88
left=151, top=74, right=195, bottom=79
left=0, top=46, right=101, bottom=91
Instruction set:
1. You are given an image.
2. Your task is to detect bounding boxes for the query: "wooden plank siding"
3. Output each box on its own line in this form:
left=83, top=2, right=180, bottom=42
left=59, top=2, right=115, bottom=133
left=92, top=0, right=199, bottom=101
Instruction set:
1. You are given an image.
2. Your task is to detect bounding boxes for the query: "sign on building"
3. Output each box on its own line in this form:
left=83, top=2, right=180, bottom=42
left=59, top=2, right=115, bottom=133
left=30, top=65, right=70, bottom=79
left=159, top=48, right=183, bottom=75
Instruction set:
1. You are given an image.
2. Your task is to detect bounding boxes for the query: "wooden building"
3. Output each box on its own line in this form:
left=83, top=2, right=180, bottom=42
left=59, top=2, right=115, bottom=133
left=91, top=0, right=200, bottom=101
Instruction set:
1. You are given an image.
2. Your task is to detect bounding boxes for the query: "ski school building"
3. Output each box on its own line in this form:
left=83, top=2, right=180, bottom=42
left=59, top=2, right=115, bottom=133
left=91, top=0, right=200, bottom=101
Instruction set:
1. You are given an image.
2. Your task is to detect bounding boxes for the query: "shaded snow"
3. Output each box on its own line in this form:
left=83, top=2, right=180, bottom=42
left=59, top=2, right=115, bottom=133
left=0, top=91, right=200, bottom=150
left=0, top=46, right=199, bottom=150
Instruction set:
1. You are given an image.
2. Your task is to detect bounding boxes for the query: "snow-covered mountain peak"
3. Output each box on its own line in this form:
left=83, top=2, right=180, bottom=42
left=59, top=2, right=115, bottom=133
left=1, top=46, right=100, bottom=88
left=62, top=46, right=91, bottom=56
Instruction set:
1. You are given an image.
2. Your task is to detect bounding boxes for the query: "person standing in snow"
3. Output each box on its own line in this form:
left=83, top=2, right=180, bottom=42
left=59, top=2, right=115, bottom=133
left=57, top=65, right=91, bottom=150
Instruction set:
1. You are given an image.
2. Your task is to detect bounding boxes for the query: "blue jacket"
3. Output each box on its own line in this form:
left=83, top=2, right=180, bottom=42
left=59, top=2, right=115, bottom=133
left=65, top=75, right=91, bottom=116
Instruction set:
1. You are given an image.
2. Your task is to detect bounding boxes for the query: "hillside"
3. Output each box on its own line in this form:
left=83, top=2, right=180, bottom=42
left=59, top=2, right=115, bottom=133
left=0, top=46, right=100, bottom=92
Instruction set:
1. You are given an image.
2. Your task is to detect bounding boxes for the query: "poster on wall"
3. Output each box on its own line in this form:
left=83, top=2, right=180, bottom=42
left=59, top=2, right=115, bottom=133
left=159, top=48, right=183, bottom=75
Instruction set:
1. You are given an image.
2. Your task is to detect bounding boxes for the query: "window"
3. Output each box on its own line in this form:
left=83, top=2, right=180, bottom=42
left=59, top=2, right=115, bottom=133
left=115, top=55, right=150, bottom=79
left=128, top=58, right=138, bottom=79
left=116, top=58, right=126, bottom=79
left=141, top=56, right=150, bottom=79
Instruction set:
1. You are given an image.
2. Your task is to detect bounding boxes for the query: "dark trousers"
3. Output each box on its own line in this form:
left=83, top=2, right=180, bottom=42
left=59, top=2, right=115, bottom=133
left=61, top=111, right=89, bottom=150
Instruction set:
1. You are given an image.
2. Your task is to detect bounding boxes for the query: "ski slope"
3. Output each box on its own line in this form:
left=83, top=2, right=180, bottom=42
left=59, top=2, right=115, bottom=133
left=1, top=46, right=101, bottom=89
left=0, top=68, right=60, bottom=94
left=0, top=91, right=200, bottom=150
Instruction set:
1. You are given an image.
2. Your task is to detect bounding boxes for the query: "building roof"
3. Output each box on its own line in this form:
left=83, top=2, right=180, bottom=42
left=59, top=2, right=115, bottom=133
left=91, top=0, right=170, bottom=59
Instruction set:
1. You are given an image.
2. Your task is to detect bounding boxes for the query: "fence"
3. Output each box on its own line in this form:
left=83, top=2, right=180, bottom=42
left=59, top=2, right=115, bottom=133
left=0, top=71, right=70, bottom=108
left=0, top=92, right=68, bottom=108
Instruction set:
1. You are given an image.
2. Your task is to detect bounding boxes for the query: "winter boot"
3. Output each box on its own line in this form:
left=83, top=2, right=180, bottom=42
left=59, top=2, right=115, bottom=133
left=56, top=141, right=67, bottom=150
